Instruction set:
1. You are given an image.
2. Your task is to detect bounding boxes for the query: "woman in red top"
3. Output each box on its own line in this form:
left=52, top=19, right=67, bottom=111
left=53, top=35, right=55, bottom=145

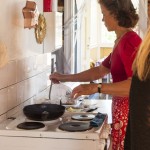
left=50, top=0, right=142, bottom=149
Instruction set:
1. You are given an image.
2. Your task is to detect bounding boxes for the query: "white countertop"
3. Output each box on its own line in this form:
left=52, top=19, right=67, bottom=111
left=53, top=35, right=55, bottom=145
left=0, top=99, right=111, bottom=150
left=81, top=99, right=112, bottom=124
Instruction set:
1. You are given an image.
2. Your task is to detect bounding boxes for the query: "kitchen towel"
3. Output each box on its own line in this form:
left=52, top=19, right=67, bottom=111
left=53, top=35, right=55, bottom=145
left=90, top=112, right=107, bottom=127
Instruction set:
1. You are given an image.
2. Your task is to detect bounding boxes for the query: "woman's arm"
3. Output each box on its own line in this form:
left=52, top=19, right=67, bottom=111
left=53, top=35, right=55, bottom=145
left=50, top=64, right=110, bottom=83
left=71, top=78, right=131, bottom=99
left=101, top=78, right=131, bottom=97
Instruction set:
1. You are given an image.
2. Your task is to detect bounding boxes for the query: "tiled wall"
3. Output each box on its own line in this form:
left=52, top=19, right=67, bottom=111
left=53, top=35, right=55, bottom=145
left=0, top=53, right=51, bottom=122
left=0, top=0, right=52, bottom=122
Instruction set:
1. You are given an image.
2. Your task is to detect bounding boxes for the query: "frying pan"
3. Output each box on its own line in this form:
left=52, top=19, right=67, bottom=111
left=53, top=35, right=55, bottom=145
left=23, top=104, right=65, bottom=121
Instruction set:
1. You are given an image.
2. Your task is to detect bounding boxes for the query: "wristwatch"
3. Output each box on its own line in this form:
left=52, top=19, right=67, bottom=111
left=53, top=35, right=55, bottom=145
left=97, top=83, right=102, bottom=93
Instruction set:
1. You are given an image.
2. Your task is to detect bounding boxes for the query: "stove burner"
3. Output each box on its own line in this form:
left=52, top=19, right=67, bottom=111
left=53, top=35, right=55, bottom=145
left=26, top=118, right=61, bottom=125
left=71, top=114, right=95, bottom=121
left=58, top=122, right=92, bottom=132
left=17, top=122, right=45, bottom=130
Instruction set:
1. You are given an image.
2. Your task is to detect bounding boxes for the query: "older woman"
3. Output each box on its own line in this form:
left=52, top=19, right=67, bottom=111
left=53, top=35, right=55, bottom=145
left=50, top=0, right=142, bottom=149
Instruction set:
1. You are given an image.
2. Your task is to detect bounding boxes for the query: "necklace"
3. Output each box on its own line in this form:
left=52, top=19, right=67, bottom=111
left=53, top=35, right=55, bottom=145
left=115, top=29, right=132, bottom=43
left=113, top=35, right=122, bottom=50
left=114, top=36, right=121, bottom=46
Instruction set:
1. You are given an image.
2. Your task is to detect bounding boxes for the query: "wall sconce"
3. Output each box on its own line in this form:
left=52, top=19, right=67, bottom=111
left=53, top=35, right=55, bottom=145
left=22, top=1, right=39, bottom=29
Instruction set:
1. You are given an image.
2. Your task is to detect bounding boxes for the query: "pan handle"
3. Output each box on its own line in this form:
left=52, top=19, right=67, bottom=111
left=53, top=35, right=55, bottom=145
left=60, top=100, right=62, bottom=106
left=42, top=111, right=49, bottom=121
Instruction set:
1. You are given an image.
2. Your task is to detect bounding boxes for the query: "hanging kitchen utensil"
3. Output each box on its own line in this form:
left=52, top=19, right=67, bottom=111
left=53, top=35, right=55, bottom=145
left=23, top=104, right=65, bottom=121
left=49, top=81, right=53, bottom=100
left=35, top=14, right=46, bottom=44
left=22, top=1, right=39, bottom=29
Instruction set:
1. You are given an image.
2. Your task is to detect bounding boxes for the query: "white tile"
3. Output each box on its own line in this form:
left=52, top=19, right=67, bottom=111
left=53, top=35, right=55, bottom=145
left=16, top=58, right=25, bottom=82
left=7, top=60, right=17, bottom=86
left=46, top=53, right=51, bottom=66
left=46, top=69, right=51, bottom=86
left=23, top=97, right=34, bottom=107
left=35, top=54, right=45, bottom=73
left=0, top=114, right=7, bottom=123
left=36, top=72, right=47, bottom=93
left=7, top=85, right=17, bottom=110
left=18, top=104, right=24, bottom=114
left=17, top=80, right=25, bottom=104
left=33, top=88, right=49, bottom=103
left=24, top=77, right=36, bottom=100
left=33, top=53, right=51, bottom=74
left=24, top=56, right=36, bottom=78
left=0, top=88, right=8, bottom=115
left=6, top=106, right=20, bottom=118
left=0, top=64, right=8, bottom=89
left=43, top=53, right=51, bottom=71
left=19, top=102, right=25, bottom=110
left=17, top=56, right=37, bottom=82
left=33, top=91, right=47, bottom=104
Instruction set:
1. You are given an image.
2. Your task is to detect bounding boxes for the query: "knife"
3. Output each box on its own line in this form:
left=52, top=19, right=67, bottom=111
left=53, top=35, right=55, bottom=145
left=86, top=107, right=98, bottom=112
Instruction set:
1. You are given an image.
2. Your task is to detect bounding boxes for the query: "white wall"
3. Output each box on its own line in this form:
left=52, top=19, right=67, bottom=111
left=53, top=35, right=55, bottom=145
left=138, top=0, right=148, bottom=38
left=0, top=0, right=51, bottom=122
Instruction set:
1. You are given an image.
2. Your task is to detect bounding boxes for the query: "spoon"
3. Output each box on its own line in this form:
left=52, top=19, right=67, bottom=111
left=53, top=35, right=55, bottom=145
left=49, top=81, right=53, bottom=100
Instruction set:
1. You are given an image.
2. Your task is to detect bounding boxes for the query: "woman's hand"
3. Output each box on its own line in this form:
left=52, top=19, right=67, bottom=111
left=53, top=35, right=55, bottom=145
left=71, top=83, right=98, bottom=99
left=49, top=72, right=63, bottom=84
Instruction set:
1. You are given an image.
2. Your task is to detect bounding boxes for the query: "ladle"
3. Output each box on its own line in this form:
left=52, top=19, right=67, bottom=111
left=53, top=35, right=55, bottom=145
left=49, top=81, right=53, bottom=100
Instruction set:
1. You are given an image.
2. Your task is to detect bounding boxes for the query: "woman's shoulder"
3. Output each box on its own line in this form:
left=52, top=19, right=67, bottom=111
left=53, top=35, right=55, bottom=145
left=124, top=30, right=140, bottom=38
left=124, top=31, right=142, bottom=42
left=122, top=31, right=142, bottom=47
left=118, top=31, right=142, bottom=57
